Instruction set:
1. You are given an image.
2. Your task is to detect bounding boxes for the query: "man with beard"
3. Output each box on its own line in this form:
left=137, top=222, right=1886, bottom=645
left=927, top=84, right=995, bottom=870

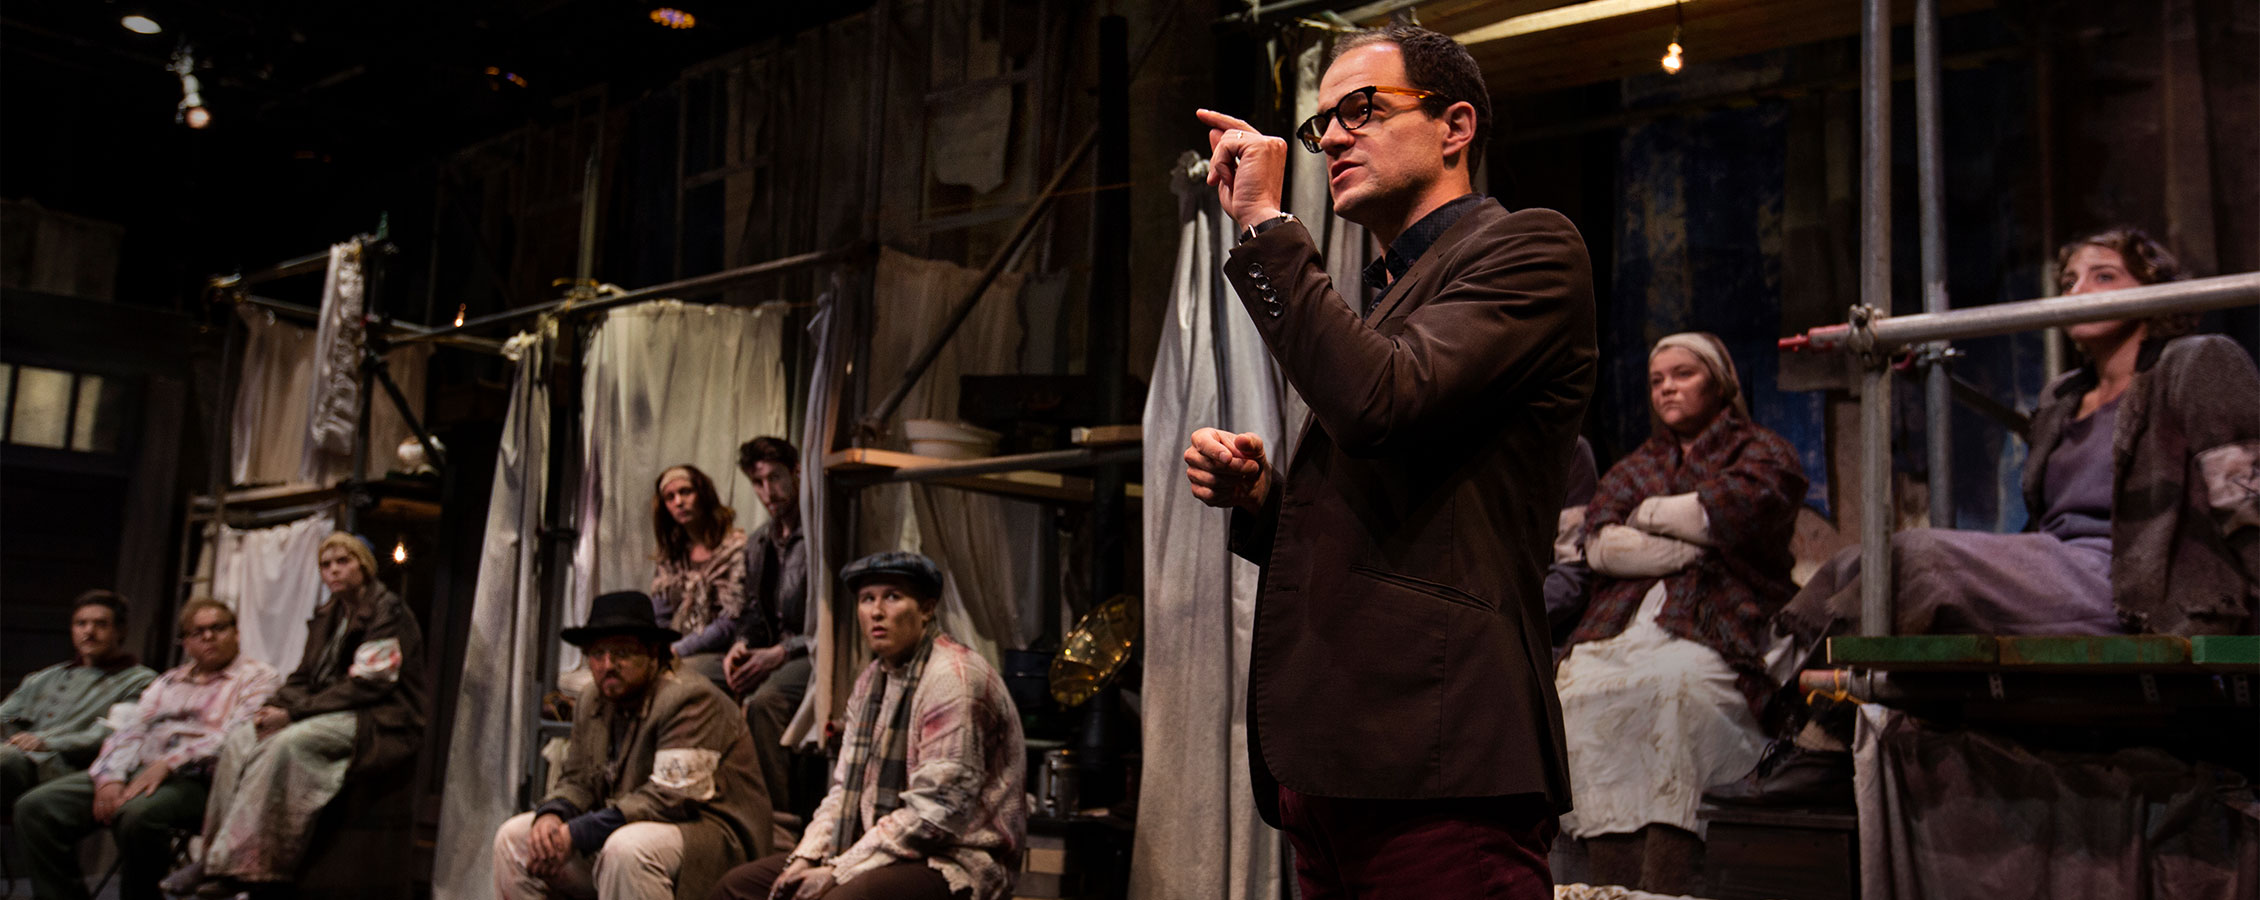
left=490, top=591, right=769, bottom=900
left=720, top=436, right=811, bottom=815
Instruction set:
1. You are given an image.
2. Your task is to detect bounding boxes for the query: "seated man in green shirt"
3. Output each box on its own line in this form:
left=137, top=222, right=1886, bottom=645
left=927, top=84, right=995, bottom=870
left=1, top=590, right=157, bottom=806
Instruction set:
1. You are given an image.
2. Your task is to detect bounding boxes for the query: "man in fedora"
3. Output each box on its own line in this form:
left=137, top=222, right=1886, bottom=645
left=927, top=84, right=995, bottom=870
left=490, top=591, right=771, bottom=900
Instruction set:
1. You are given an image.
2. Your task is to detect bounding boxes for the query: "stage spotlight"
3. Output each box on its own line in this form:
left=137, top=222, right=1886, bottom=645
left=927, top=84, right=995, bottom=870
left=185, top=106, right=213, bottom=128
left=650, top=8, right=696, bottom=29
left=392, top=539, right=409, bottom=565
left=122, top=15, right=162, bottom=35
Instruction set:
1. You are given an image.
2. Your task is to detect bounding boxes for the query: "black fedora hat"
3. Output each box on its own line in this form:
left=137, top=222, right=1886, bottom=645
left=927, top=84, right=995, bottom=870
left=561, top=591, right=681, bottom=647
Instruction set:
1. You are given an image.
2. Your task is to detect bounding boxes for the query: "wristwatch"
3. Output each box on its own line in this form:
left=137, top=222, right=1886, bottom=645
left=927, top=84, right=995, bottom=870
left=1237, top=212, right=1299, bottom=245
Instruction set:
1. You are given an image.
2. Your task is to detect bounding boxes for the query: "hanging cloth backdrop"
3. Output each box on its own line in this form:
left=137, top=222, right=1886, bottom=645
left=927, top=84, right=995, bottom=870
left=210, top=512, right=339, bottom=673
left=433, top=300, right=790, bottom=900
left=857, top=248, right=1040, bottom=668
left=572, top=300, right=791, bottom=615
left=432, top=327, right=552, bottom=900
left=1129, top=153, right=1312, bottom=900
left=230, top=305, right=432, bottom=489
left=308, top=241, right=366, bottom=458
left=784, top=278, right=853, bottom=746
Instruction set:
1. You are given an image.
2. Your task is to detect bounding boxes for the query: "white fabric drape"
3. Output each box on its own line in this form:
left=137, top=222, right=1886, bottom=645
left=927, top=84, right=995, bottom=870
left=859, top=249, right=1039, bottom=665
left=230, top=305, right=432, bottom=490
left=211, top=512, right=337, bottom=672
left=1128, top=154, right=1303, bottom=900
left=433, top=302, right=793, bottom=900
left=571, top=300, right=791, bottom=629
left=308, top=242, right=366, bottom=458
left=432, top=328, right=554, bottom=900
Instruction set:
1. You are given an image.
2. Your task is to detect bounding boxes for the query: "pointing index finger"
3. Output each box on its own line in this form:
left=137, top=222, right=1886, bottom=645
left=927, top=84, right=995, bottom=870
left=1196, top=108, right=1259, bottom=135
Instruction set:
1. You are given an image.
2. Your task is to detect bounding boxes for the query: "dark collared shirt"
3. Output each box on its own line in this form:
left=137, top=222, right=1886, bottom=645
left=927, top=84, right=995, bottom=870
left=1359, top=192, right=1488, bottom=315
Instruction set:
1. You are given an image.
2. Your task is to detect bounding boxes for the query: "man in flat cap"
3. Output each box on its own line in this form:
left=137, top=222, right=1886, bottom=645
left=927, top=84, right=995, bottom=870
left=490, top=591, right=771, bottom=900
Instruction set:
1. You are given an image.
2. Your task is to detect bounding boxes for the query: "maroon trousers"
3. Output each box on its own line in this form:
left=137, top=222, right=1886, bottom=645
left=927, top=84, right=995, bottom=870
left=1277, top=785, right=1558, bottom=900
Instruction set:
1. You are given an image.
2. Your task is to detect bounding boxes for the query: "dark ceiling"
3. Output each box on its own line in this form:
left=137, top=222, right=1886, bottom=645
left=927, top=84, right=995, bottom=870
left=2, top=0, right=874, bottom=313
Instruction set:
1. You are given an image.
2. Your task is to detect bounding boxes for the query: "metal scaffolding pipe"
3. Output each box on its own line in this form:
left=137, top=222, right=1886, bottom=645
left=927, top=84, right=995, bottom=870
left=1915, top=0, right=1952, bottom=529
left=1783, top=272, right=2260, bottom=353
left=397, top=245, right=861, bottom=344
left=1858, top=0, right=1895, bottom=636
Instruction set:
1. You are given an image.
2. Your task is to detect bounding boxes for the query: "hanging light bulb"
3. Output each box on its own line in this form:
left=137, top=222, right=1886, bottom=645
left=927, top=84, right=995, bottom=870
left=392, top=538, right=409, bottom=565
left=1661, top=0, right=1685, bottom=75
left=453, top=303, right=467, bottom=327
left=170, top=46, right=213, bottom=127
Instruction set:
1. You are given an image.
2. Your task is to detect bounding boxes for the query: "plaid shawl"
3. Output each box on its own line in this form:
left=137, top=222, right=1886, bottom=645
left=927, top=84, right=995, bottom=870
left=831, top=625, right=939, bottom=856
left=1568, top=409, right=1807, bottom=711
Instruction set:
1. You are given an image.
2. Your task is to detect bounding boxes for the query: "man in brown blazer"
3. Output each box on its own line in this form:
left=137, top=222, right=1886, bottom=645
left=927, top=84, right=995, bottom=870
left=1186, top=24, right=1596, bottom=898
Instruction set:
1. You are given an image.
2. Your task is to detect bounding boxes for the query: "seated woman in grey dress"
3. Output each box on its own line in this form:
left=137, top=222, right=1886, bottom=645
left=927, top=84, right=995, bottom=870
left=1715, top=227, right=2260, bottom=805
left=1780, top=227, right=2259, bottom=642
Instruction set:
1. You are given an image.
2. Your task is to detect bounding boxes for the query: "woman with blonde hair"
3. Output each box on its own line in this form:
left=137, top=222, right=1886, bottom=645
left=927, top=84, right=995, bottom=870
left=1556, top=332, right=1808, bottom=893
left=167, top=531, right=425, bottom=895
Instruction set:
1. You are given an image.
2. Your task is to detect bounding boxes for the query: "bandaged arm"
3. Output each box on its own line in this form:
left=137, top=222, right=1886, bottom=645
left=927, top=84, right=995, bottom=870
left=1629, top=492, right=1713, bottom=546
left=1586, top=524, right=1705, bottom=578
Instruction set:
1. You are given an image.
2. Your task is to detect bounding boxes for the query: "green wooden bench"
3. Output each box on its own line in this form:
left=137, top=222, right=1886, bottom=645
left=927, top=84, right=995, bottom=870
left=1825, top=634, right=2259, bottom=673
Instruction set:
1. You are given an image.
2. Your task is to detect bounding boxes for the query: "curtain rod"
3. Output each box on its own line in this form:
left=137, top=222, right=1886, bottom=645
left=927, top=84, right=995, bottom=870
left=394, top=242, right=868, bottom=345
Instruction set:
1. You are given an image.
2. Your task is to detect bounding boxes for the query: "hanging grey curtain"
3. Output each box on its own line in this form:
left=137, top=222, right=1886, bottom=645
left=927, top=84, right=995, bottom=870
left=786, top=278, right=851, bottom=744
left=431, top=328, right=554, bottom=900
left=1129, top=153, right=1303, bottom=900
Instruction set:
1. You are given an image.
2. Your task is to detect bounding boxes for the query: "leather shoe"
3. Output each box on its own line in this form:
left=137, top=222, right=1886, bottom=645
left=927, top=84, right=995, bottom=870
left=1704, top=739, right=1853, bottom=808
left=158, top=861, right=205, bottom=898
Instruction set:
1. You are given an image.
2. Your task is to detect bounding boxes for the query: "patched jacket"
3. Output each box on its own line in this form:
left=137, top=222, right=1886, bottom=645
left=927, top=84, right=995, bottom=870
left=270, top=580, right=425, bottom=775
left=1570, top=409, right=1808, bottom=711
left=2023, top=334, right=2260, bottom=634
left=544, top=669, right=769, bottom=900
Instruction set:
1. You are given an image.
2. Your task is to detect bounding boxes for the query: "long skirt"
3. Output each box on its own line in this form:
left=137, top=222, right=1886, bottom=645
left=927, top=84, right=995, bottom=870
left=1556, top=584, right=1767, bottom=839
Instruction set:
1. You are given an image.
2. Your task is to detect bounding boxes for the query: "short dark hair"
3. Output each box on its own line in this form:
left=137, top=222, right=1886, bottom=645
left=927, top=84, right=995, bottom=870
left=1331, top=25, right=1494, bottom=171
left=737, top=436, right=799, bottom=472
left=72, top=589, right=128, bottom=626
left=2057, top=226, right=2195, bottom=338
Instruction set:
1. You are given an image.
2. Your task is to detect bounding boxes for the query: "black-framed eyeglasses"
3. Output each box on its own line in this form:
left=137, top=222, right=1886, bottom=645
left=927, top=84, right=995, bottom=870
left=1295, top=85, right=1439, bottom=152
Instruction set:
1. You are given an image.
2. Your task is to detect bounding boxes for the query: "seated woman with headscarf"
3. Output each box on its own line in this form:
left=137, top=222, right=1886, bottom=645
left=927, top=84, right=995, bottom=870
left=710, top=551, right=1027, bottom=900
left=1555, top=332, right=1808, bottom=894
left=651, top=464, right=750, bottom=683
left=1714, top=227, right=2260, bottom=804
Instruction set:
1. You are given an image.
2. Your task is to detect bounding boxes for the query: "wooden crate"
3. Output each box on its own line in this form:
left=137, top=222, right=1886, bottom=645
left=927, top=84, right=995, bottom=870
left=1700, top=805, right=1857, bottom=900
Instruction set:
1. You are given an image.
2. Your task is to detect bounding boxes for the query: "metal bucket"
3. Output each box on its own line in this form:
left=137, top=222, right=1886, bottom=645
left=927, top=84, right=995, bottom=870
left=1039, top=748, right=1081, bottom=816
